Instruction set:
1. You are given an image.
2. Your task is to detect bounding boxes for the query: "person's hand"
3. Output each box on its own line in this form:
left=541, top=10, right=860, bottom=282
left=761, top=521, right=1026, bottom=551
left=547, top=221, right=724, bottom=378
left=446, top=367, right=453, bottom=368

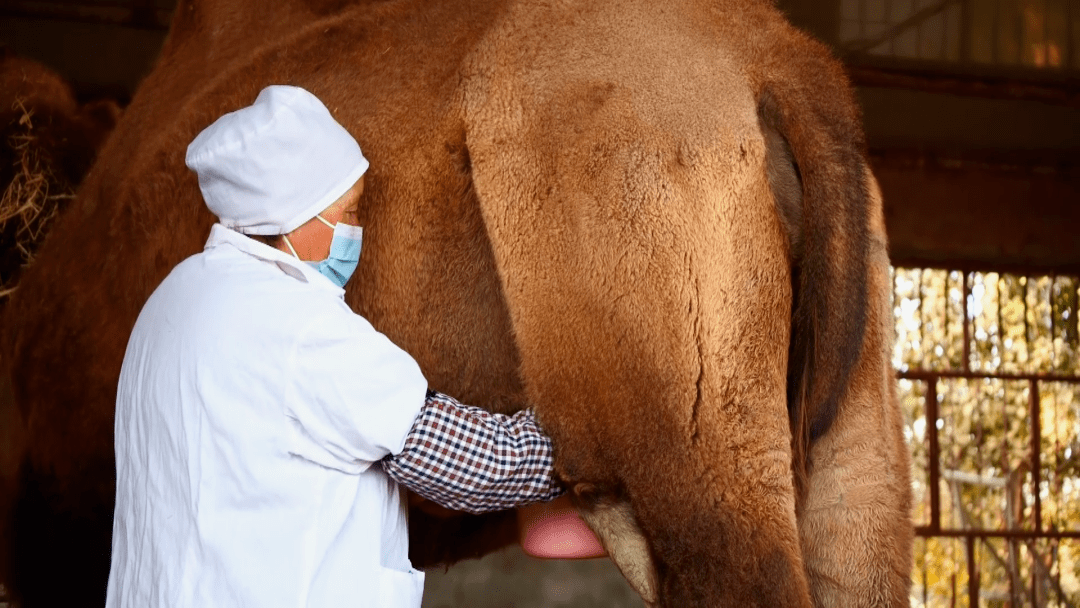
left=517, top=495, right=607, bottom=559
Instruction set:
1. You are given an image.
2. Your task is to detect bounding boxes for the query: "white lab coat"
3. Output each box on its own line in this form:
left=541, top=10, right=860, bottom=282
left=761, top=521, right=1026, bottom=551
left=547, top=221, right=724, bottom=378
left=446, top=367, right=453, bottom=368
left=106, top=224, right=428, bottom=608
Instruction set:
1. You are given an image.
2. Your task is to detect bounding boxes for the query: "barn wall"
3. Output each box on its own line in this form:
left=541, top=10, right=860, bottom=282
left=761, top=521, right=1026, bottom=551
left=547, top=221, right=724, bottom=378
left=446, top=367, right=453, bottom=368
left=875, top=152, right=1080, bottom=273
left=782, top=0, right=1080, bottom=273
left=0, top=16, right=166, bottom=102
left=6, top=2, right=1076, bottom=272
left=858, top=85, right=1080, bottom=273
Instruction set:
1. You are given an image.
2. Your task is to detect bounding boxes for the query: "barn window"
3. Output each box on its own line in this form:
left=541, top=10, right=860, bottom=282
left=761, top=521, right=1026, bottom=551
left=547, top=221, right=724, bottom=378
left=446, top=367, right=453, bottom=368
left=895, top=267, right=1080, bottom=606
left=840, top=0, right=1078, bottom=71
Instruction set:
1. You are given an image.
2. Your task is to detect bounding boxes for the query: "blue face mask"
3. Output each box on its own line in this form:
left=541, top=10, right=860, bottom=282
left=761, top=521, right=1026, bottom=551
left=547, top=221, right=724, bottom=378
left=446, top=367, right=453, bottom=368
left=283, top=214, right=363, bottom=288
left=309, top=219, right=363, bottom=288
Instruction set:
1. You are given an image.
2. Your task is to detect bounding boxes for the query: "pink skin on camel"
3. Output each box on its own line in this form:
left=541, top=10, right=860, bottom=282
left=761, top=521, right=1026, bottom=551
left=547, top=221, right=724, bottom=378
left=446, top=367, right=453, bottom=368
left=518, top=496, right=607, bottom=559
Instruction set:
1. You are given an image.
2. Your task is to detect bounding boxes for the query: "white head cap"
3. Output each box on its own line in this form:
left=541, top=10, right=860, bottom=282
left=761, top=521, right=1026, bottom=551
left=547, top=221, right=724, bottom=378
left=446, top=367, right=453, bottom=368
left=185, top=85, right=368, bottom=235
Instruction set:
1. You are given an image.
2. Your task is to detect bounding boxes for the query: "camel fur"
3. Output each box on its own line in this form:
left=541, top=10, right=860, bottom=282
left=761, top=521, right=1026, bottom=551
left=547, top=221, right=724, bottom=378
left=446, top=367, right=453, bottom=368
left=0, top=1, right=912, bottom=606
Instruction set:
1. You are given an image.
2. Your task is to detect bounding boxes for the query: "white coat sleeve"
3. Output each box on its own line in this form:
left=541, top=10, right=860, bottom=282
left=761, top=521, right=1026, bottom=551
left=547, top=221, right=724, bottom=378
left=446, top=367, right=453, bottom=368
left=284, top=310, right=427, bottom=473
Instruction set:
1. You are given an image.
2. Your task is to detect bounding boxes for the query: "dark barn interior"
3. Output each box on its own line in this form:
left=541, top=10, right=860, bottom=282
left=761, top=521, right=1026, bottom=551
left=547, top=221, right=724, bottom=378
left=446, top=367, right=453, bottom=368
left=1, top=0, right=1078, bottom=605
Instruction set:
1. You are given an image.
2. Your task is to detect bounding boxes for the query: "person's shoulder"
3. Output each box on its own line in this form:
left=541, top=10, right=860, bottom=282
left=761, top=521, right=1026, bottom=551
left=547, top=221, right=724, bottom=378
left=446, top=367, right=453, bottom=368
left=139, top=250, right=214, bottom=309
left=294, top=295, right=376, bottom=339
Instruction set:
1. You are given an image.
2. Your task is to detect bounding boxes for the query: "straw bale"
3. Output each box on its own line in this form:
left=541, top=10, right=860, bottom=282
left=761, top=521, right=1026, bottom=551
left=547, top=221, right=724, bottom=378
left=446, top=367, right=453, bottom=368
left=0, top=51, right=121, bottom=303
left=0, top=100, right=71, bottom=299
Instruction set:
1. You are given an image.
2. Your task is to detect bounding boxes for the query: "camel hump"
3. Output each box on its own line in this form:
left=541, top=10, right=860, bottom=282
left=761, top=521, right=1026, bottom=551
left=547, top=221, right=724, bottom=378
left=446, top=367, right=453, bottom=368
left=753, top=34, right=874, bottom=499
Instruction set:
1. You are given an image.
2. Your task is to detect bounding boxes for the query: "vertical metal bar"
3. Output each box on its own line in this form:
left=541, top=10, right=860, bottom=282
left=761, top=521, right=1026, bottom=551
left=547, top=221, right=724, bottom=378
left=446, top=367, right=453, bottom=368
left=1069, top=0, right=1077, bottom=69
left=1001, top=379, right=1010, bottom=529
left=1051, top=275, right=1058, bottom=369
left=998, top=274, right=1006, bottom=372
left=928, top=376, right=942, bottom=532
left=963, top=271, right=972, bottom=372
left=1018, top=0, right=1028, bottom=65
left=946, top=268, right=954, bottom=369
left=938, top=0, right=947, bottom=60
left=885, top=0, right=894, bottom=53
left=1024, top=276, right=1032, bottom=364
left=1031, top=379, right=1043, bottom=532
left=1043, top=0, right=1050, bottom=67
left=959, top=0, right=972, bottom=61
left=968, top=535, right=980, bottom=607
left=921, top=0, right=930, bottom=56
left=1070, top=276, right=1079, bottom=370
left=1032, top=548, right=1039, bottom=608
left=919, top=269, right=926, bottom=367
left=915, top=0, right=922, bottom=57
left=858, top=0, right=865, bottom=39
left=991, top=0, right=1000, bottom=63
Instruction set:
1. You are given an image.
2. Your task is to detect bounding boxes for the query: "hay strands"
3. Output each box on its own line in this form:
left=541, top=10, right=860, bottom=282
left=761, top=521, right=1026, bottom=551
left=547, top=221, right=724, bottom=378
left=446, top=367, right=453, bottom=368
left=0, top=98, right=76, bottom=300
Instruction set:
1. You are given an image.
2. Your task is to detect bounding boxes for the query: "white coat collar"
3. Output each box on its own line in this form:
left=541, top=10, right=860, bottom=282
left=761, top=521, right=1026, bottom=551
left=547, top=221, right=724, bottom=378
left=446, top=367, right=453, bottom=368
left=204, top=223, right=346, bottom=296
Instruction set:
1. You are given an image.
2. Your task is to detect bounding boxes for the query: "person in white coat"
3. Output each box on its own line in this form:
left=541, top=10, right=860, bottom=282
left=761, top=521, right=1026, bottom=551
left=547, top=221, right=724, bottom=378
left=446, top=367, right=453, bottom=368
left=105, top=85, right=566, bottom=608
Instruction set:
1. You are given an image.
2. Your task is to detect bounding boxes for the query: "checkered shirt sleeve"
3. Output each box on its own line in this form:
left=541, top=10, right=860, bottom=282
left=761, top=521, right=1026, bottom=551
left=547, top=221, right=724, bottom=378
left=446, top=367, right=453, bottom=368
left=381, top=390, right=565, bottom=514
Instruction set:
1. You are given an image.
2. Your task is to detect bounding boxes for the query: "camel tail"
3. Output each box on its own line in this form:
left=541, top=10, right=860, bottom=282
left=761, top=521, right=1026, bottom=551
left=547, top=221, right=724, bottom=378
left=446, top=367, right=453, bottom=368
left=755, top=55, right=875, bottom=503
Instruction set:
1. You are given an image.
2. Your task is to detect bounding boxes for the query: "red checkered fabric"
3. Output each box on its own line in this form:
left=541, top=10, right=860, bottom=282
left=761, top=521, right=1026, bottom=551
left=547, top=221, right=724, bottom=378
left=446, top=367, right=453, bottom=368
left=382, top=391, right=564, bottom=514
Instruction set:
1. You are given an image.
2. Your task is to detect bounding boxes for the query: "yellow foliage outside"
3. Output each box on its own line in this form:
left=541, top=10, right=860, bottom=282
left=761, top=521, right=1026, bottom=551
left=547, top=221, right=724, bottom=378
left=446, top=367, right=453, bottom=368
left=895, top=267, right=1080, bottom=607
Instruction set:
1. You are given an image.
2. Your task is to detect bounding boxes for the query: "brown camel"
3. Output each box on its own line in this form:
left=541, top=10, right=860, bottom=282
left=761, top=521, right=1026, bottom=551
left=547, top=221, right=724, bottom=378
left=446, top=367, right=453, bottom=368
left=0, top=0, right=912, bottom=606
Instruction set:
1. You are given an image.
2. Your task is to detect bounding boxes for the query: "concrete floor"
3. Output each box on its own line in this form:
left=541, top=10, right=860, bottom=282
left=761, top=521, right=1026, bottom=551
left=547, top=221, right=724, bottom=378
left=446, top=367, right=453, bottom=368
left=423, top=546, right=645, bottom=608
left=0, top=552, right=643, bottom=607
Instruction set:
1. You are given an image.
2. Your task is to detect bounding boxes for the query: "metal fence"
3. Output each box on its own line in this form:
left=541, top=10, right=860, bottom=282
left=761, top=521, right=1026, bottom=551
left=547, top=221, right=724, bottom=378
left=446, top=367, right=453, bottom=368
left=895, top=267, right=1080, bottom=606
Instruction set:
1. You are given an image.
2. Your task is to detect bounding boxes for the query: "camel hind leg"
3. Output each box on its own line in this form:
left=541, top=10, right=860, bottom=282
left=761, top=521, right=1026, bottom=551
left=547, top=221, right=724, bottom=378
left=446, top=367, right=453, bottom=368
left=798, top=173, right=914, bottom=607
left=799, top=378, right=914, bottom=608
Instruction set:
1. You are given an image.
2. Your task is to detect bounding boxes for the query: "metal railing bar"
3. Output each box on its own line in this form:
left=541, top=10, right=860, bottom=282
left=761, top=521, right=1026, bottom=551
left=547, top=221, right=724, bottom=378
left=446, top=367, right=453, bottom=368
left=893, top=260, right=1080, bottom=278
left=991, top=0, right=1001, bottom=64
left=959, top=0, right=972, bottom=62
left=927, top=377, right=942, bottom=533
left=1051, top=274, right=1058, bottom=366
left=1018, top=0, right=1030, bottom=66
left=1031, top=379, right=1043, bottom=532
left=1000, top=380, right=1011, bottom=539
left=1071, top=276, right=1080, bottom=347
left=900, top=369, right=1080, bottom=382
left=962, top=271, right=971, bottom=372
left=967, top=535, right=979, bottom=607
left=1071, top=0, right=1078, bottom=69
left=1023, top=276, right=1032, bottom=362
left=916, top=528, right=1080, bottom=539
left=1044, top=0, right=1051, bottom=67
left=998, top=274, right=1007, bottom=385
